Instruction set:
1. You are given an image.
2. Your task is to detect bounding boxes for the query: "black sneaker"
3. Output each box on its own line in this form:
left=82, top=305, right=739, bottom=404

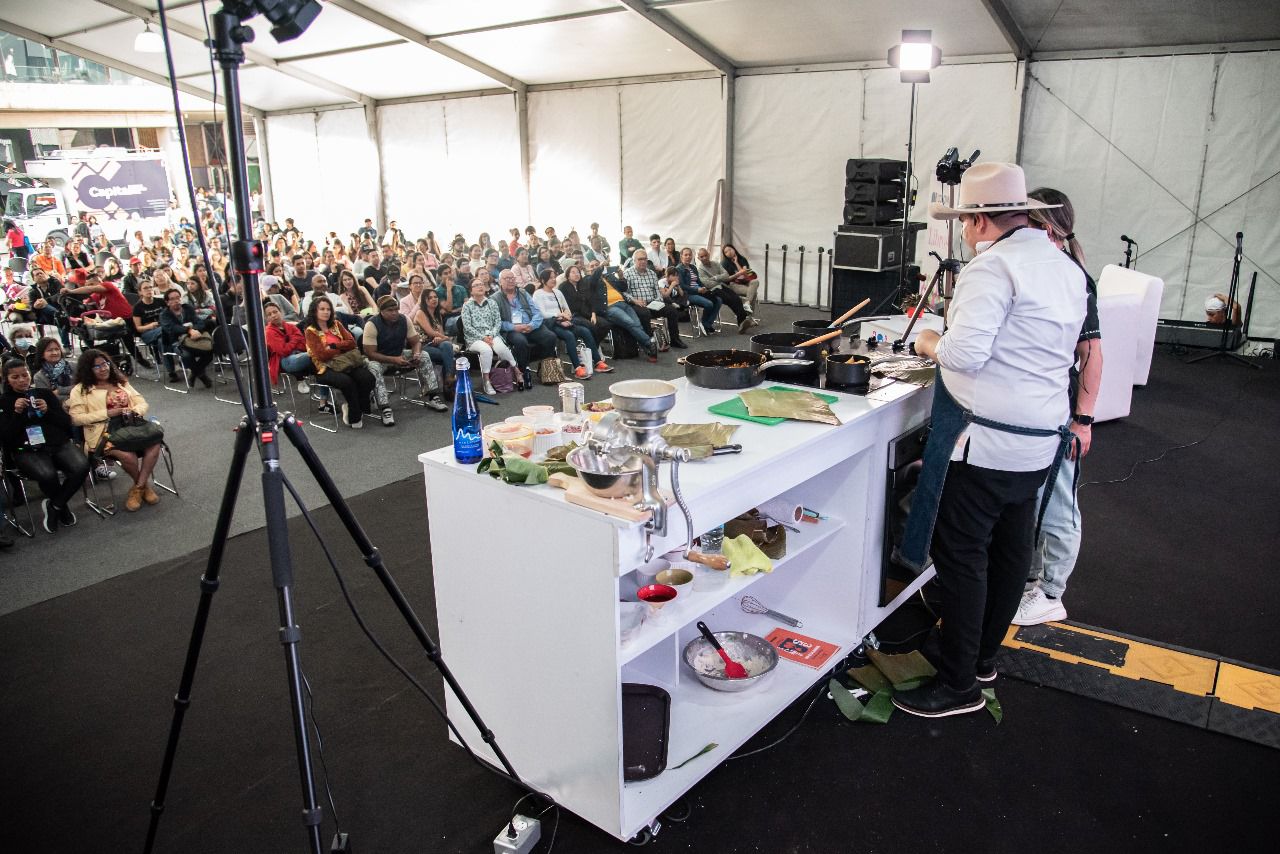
left=57, top=503, right=78, bottom=527
left=670, top=339, right=688, bottom=349
left=198, top=372, right=213, bottom=389
left=522, top=367, right=534, bottom=388
left=976, top=661, right=997, bottom=683
left=41, top=499, right=59, bottom=534
left=892, top=678, right=985, bottom=718
left=168, top=371, right=179, bottom=383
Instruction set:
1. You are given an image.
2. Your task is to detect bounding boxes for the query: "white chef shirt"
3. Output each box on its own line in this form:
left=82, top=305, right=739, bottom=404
left=933, top=227, right=1086, bottom=472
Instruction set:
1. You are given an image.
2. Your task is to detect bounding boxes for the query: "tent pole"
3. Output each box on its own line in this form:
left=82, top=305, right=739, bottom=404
left=723, top=72, right=736, bottom=246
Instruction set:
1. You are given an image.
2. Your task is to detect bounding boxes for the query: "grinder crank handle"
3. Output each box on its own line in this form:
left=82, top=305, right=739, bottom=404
left=685, top=550, right=730, bottom=571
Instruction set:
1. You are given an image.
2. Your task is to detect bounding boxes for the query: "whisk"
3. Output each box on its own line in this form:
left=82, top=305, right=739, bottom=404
left=739, top=595, right=803, bottom=628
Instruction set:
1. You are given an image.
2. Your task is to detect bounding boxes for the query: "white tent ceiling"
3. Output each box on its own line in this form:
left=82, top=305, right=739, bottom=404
left=4, top=1, right=1280, bottom=115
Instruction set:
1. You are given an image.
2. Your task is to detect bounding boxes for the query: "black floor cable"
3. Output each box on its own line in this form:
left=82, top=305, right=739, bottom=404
left=301, top=672, right=342, bottom=834
left=726, top=680, right=828, bottom=762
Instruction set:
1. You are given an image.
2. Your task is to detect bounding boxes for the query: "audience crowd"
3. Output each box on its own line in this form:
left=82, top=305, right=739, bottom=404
left=0, top=197, right=762, bottom=543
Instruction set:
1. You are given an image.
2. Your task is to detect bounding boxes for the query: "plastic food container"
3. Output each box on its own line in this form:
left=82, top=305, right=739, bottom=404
left=482, top=423, right=534, bottom=458
left=523, top=405, right=555, bottom=419
left=530, top=417, right=561, bottom=459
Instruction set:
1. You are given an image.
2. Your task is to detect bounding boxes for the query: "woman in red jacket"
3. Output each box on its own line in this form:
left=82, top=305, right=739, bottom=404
left=263, top=300, right=312, bottom=391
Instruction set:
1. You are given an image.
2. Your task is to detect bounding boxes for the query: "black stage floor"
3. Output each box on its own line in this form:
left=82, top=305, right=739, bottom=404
left=2, top=346, right=1276, bottom=853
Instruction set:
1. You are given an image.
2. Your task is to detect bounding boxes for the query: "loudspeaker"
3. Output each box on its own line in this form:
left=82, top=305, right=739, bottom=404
left=845, top=180, right=903, bottom=204
left=833, top=224, right=923, bottom=271
left=846, top=158, right=907, bottom=182
left=831, top=268, right=906, bottom=320
left=843, top=202, right=902, bottom=226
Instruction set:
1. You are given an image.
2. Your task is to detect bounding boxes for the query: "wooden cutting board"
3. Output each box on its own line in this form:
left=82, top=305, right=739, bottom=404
left=546, top=473, right=674, bottom=522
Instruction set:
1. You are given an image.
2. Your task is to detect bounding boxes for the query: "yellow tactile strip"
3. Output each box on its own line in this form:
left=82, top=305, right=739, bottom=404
left=1215, top=663, right=1280, bottom=715
left=1002, top=622, right=1219, bottom=696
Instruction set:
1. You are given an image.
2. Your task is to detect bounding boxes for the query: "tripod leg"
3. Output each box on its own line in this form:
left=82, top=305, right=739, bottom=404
left=277, top=415, right=525, bottom=785
left=145, top=421, right=254, bottom=854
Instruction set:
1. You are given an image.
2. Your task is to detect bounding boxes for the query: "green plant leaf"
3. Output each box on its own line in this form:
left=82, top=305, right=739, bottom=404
left=861, top=689, right=895, bottom=724
left=672, top=742, right=717, bottom=769
left=829, top=678, right=866, bottom=721
left=892, top=676, right=930, bottom=693
left=982, top=687, right=1002, bottom=724
left=847, top=665, right=890, bottom=694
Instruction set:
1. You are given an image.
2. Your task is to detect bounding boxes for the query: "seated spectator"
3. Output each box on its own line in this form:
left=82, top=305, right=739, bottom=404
left=510, top=247, right=537, bottom=292
left=102, top=257, right=124, bottom=284
left=158, top=286, right=214, bottom=387
left=558, top=262, right=614, bottom=349
left=30, top=337, right=74, bottom=402
left=721, top=243, right=759, bottom=310
left=62, top=270, right=155, bottom=370
left=63, top=238, right=93, bottom=272
left=263, top=300, right=312, bottom=393
left=532, top=268, right=611, bottom=378
left=684, top=246, right=757, bottom=332
left=303, top=295, right=375, bottom=429
left=571, top=259, right=655, bottom=361
left=623, top=250, right=686, bottom=351
left=411, top=286, right=456, bottom=392
left=461, top=279, right=518, bottom=396
left=129, top=278, right=168, bottom=372
left=301, top=274, right=361, bottom=338
left=66, top=349, right=163, bottom=512
left=663, top=237, right=679, bottom=271
left=1, top=358, right=91, bottom=532
left=5, top=324, right=37, bottom=368
left=588, top=223, right=610, bottom=260
left=495, top=269, right=558, bottom=385
left=336, top=268, right=378, bottom=317
left=363, top=295, right=447, bottom=423
left=121, top=256, right=145, bottom=294
left=534, top=245, right=561, bottom=278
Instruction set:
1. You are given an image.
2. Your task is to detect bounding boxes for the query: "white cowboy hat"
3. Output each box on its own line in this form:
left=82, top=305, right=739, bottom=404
left=929, top=162, right=1062, bottom=220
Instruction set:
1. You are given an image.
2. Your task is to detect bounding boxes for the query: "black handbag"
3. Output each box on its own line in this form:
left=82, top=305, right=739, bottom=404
left=107, top=412, right=165, bottom=452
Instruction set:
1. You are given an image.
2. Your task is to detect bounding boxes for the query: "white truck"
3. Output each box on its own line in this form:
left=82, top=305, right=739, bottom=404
left=2, top=147, right=173, bottom=248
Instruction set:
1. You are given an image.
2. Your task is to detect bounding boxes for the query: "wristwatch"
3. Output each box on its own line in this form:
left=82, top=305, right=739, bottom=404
left=1071, top=413, right=1095, bottom=426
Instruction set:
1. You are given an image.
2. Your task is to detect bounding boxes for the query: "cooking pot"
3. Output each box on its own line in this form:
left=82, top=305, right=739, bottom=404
left=748, top=332, right=829, bottom=380
left=824, top=353, right=871, bottom=387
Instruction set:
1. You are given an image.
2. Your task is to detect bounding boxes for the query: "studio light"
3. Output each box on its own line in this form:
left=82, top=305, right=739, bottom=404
left=888, top=29, right=941, bottom=83
left=134, top=21, right=164, bottom=53
left=226, top=0, right=322, bottom=42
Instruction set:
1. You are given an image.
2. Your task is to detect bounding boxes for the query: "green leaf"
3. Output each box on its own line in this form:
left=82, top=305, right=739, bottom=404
left=847, top=665, right=890, bottom=694
left=892, top=676, right=930, bottom=693
left=672, top=742, right=717, bottom=769
left=829, top=678, right=866, bottom=721
left=982, top=688, right=1002, bottom=724
left=497, top=455, right=549, bottom=485
left=861, top=689, right=895, bottom=724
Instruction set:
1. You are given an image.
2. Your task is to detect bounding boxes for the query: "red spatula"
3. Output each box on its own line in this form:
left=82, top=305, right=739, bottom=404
left=697, top=621, right=748, bottom=679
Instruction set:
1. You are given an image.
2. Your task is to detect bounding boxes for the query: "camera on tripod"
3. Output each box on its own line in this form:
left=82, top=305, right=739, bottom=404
left=935, top=147, right=980, bottom=186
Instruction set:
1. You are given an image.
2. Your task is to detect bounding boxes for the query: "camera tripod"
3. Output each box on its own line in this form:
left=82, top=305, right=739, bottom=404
left=143, top=6, right=524, bottom=853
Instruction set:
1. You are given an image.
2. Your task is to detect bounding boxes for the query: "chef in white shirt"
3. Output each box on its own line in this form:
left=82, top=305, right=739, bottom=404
left=893, top=162, right=1086, bottom=719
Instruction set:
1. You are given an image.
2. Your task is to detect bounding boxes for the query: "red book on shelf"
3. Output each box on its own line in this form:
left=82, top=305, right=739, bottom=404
left=765, top=628, right=839, bottom=669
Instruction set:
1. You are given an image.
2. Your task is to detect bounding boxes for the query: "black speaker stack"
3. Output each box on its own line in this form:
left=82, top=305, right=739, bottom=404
left=843, top=158, right=908, bottom=227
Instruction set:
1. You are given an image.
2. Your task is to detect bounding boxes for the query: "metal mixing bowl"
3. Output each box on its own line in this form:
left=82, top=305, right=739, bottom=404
left=682, top=631, right=779, bottom=692
left=567, top=445, right=644, bottom=499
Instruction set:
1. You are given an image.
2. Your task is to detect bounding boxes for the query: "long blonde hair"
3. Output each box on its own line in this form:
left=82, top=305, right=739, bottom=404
left=1028, top=187, right=1085, bottom=265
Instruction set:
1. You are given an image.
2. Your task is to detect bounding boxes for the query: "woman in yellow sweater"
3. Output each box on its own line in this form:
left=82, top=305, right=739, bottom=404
left=66, top=349, right=163, bottom=512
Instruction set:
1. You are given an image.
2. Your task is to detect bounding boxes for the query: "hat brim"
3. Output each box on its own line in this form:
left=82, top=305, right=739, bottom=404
left=929, top=199, right=1062, bottom=221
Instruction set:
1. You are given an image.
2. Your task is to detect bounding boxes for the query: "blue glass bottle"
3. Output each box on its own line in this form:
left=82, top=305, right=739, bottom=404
left=451, top=357, right=483, bottom=464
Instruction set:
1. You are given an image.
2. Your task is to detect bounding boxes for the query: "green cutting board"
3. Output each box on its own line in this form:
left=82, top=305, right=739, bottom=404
left=707, top=386, right=841, bottom=426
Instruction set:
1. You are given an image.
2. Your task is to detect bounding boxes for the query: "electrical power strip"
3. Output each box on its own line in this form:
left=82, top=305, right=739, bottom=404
left=493, top=815, right=541, bottom=854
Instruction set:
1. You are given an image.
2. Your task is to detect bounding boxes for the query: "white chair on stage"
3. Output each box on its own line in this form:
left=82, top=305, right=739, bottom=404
left=1097, top=264, right=1165, bottom=386
left=1092, top=265, right=1165, bottom=422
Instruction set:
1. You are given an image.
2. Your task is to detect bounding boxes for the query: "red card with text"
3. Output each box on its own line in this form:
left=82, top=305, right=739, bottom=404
left=765, top=628, right=839, bottom=669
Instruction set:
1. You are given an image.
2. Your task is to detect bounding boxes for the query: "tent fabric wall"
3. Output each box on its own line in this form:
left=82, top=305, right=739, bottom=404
left=1020, top=52, right=1280, bottom=339
left=619, top=77, right=726, bottom=249
left=378, top=95, right=524, bottom=243
left=529, top=87, right=622, bottom=244
left=733, top=63, right=1022, bottom=306
left=264, top=108, right=378, bottom=239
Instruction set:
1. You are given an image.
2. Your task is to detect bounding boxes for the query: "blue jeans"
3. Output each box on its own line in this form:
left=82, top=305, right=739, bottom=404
left=425, top=341, right=456, bottom=379
left=1030, top=454, right=1079, bottom=598
left=139, top=327, right=171, bottom=372
left=280, top=351, right=326, bottom=399
left=546, top=321, right=599, bottom=366
left=687, top=293, right=720, bottom=333
left=605, top=303, right=651, bottom=349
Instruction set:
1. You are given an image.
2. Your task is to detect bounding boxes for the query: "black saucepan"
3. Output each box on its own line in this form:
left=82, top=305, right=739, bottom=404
left=825, top=353, right=871, bottom=387
left=748, top=332, right=830, bottom=380
left=682, top=350, right=812, bottom=390
left=793, top=319, right=846, bottom=353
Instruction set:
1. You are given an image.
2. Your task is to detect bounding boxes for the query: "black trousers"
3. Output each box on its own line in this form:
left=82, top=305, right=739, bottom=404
left=14, top=442, right=91, bottom=511
left=931, top=460, right=1048, bottom=689
left=714, top=286, right=749, bottom=322
left=632, top=302, right=684, bottom=345
left=320, top=366, right=375, bottom=423
left=506, top=325, right=558, bottom=369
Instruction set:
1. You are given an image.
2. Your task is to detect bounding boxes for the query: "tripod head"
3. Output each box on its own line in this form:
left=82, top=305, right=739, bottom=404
left=936, top=147, right=980, bottom=186
left=221, top=0, right=321, bottom=42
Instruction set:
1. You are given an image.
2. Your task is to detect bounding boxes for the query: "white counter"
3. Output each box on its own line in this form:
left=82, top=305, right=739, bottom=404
left=419, top=376, right=932, bottom=841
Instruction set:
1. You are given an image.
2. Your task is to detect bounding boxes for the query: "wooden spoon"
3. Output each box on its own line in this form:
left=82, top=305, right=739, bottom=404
left=828, top=297, right=871, bottom=328
left=793, top=328, right=845, bottom=348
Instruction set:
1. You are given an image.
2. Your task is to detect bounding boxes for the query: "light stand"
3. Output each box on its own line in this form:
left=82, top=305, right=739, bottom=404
left=143, top=5, right=528, bottom=853
left=899, top=81, right=919, bottom=298
left=1185, top=231, right=1259, bottom=369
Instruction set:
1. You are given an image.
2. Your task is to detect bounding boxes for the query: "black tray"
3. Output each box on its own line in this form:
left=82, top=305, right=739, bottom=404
left=622, top=683, right=671, bottom=782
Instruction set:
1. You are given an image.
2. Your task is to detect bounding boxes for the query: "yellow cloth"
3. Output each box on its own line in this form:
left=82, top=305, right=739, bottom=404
left=724, top=534, right=773, bottom=577
left=605, top=281, right=624, bottom=306
left=66, top=382, right=150, bottom=452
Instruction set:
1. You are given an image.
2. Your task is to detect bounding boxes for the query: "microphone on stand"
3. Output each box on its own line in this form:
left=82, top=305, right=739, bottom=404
left=1121, top=235, right=1136, bottom=245
left=1235, top=232, right=1244, bottom=258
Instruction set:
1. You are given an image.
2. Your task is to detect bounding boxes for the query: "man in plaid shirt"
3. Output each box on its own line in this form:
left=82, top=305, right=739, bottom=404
left=622, top=250, right=686, bottom=349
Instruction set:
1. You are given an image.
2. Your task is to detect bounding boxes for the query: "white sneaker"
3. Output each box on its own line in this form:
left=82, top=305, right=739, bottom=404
left=1012, top=586, right=1067, bottom=626
left=483, top=380, right=497, bottom=395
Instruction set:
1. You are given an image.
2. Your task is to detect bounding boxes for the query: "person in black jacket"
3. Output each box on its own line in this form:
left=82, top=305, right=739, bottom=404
left=562, top=260, right=655, bottom=359
left=158, top=287, right=214, bottom=387
left=0, top=358, right=90, bottom=533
